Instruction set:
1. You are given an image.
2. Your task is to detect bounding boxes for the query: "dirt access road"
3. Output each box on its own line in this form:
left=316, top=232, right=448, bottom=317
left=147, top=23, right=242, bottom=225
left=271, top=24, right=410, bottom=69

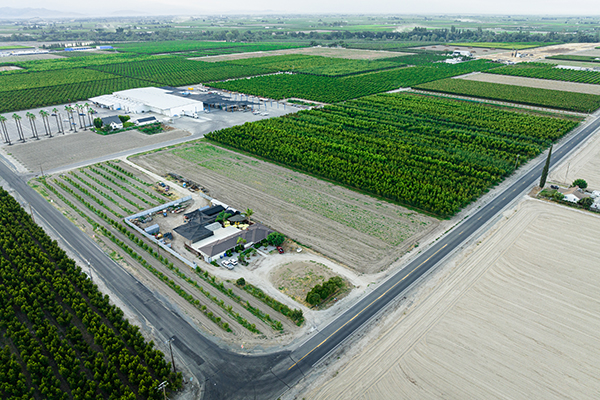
left=458, top=72, right=600, bottom=95
left=197, top=46, right=409, bottom=62
left=131, top=141, right=437, bottom=274
left=301, top=199, right=600, bottom=400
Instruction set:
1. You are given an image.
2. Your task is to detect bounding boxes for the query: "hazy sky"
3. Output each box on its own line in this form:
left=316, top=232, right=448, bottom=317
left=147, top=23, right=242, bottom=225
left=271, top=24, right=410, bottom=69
left=7, top=0, right=600, bottom=16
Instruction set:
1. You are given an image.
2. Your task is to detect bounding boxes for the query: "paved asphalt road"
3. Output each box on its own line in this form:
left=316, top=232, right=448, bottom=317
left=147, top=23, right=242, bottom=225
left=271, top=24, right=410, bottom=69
left=1, top=114, right=599, bottom=400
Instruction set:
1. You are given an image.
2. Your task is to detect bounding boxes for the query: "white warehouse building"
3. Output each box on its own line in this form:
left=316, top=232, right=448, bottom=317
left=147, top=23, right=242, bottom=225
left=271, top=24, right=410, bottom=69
left=90, top=87, right=204, bottom=117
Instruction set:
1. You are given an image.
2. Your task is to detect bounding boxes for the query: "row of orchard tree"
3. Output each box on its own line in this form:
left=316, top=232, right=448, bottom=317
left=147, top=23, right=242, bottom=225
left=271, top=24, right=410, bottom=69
left=0, top=103, right=95, bottom=145
left=207, top=93, right=576, bottom=216
left=0, top=187, right=182, bottom=399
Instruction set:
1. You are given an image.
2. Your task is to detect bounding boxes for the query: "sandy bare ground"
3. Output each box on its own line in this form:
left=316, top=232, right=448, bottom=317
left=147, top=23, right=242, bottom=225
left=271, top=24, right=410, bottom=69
left=304, top=199, right=600, bottom=400
left=549, top=128, right=600, bottom=189
left=5, top=129, right=190, bottom=172
left=196, top=47, right=408, bottom=62
left=270, top=261, right=340, bottom=305
left=457, top=72, right=600, bottom=95
left=478, top=42, right=600, bottom=63
left=413, top=44, right=506, bottom=55
left=131, top=142, right=437, bottom=274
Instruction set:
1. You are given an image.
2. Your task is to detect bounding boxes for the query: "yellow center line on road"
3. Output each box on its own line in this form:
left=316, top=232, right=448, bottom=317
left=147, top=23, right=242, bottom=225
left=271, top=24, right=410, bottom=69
left=287, top=244, right=448, bottom=371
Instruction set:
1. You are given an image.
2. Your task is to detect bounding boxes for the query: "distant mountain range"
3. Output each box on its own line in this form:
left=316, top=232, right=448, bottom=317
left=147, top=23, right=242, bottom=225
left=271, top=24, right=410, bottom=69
left=0, top=7, right=83, bottom=19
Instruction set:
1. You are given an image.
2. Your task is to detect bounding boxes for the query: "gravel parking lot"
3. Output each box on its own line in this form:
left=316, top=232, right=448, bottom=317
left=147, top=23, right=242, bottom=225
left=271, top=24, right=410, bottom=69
left=1, top=98, right=298, bottom=172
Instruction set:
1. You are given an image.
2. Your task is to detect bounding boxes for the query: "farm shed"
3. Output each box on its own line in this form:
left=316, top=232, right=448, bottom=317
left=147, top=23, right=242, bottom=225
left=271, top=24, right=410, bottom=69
left=135, top=116, right=158, bottom=126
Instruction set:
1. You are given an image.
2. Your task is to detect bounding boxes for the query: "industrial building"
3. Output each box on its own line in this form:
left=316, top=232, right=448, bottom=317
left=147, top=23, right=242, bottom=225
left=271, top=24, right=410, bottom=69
left=90, top=87, right=204, bottom=117
left=173, top=205, right=271, bottom=263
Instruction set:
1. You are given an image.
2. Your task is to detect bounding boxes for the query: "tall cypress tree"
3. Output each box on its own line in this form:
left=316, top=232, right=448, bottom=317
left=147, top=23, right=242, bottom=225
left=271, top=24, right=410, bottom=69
left=539, top=144, right=553, bottom=188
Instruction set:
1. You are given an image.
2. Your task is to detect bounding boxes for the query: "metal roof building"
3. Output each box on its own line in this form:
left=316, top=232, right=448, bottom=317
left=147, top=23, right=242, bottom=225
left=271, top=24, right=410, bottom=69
left=90, top=87, right=204, bottom=116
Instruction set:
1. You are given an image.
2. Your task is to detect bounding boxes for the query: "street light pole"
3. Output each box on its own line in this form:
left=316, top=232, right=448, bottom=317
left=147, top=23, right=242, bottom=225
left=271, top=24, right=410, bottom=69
left=166, top=337, right=177, bottom=373
left=156, top=381, right=168, bottom=400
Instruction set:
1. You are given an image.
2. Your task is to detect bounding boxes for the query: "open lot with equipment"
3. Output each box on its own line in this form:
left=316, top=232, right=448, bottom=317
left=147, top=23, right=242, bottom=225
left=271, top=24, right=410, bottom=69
left=305, top=199, right=600, bottom=400
left=131, top=140, right=437, bottom=274
left=29, top=160, right=305, bottom=348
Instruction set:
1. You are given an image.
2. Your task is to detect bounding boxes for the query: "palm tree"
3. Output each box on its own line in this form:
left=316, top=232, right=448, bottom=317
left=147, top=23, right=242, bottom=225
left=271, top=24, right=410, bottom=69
left=244, top=208, right=254, bottom=222
left=39, top=110, right=51, bottom=137
left=12, top=114, right=24, bottom=142
left=76, top=104, right=86, bottom=130
left=52, top=108, right=63, bottom=134
left=26, top=112, right=39, bottom=140
left=0, top=115, right=10, bottom=145
left=65, top=106, right=76, bottom=132
left=85, top=104, right=94, bottom=127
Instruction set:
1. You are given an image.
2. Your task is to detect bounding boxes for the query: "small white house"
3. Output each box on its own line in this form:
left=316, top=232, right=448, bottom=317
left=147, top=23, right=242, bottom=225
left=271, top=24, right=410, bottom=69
left=100, top=115, right=123, bottom=130
left=561, top=186, right=585, bottom=203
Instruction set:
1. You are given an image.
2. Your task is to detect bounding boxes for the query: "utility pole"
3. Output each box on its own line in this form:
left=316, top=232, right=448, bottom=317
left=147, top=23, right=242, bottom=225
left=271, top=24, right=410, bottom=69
left=165, top=337, right=177, bottom=373
left=156, top=381, right=168, bottom=400
left=40, top=164, right=44, bottom=178
left=514, top=154, right=519, bottom=170
left=29, top=203, right=35, bottom=223
left=565, top=162, right=570, bottom=185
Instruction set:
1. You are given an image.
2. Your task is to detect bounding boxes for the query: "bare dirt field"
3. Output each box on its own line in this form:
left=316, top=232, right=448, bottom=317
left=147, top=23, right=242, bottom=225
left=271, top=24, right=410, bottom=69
left=0, top=53, right=63, bottom=62
left=197, top=47, right=408, bottom=62
left=130, top=141, right=438, bottom=274
left=270, top=260, right=341, bottom=305
left=412, top=44, right=505, bottom=55
left=0, top=65, right=22, bottom=71
left=302, top=199, right=600, bottom=400
left=4, top=128, right=190, bottom=172
left=458, top=72, right=600, bottom=95
left=550, top=129, right=600, bottom=189
left=478, top=42, right=600, bottom=63
left=569, top=48, right=600, bottom=57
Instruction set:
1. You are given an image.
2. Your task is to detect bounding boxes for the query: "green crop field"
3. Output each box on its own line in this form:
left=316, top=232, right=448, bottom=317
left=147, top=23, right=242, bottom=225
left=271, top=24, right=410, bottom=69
left=389, top=53, right=451, bottom=66
left=0, top=45, right=30, bottom=50
left=206, top=93, right=576, bottom=216
left=211, top=60, right=499, bottom=103
left=226, top=54, right=407, bottom=76
left=91, top=58, right=270, bottom=86
left=0, top=54, right=160, bottom=75
left=416, top=78, right=600, bottom=113
left=113, top=40, right=307, bottom=55
left=0, top=187, right=181, bottom=399
left=451, top=42, right=557, bottom=49
left=0, top=78, right=149, bottom=114
left=488, top=62, right=600, bottom=85
left=345, top=42, right=434, bottom=51
left=0, top=69, right=119, bottom=92
left=546, top=55, right=600, bottom=63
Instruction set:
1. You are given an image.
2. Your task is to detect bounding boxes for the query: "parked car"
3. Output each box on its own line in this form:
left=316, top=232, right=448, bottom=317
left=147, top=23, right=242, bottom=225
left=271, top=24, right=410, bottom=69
left=550, top=185, right=559, bottom=190
left=230, top=260, right=238, bottom=266
left=221, top=260, right=231, bottom=267
left=277, top=246, right=284, bottom=254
